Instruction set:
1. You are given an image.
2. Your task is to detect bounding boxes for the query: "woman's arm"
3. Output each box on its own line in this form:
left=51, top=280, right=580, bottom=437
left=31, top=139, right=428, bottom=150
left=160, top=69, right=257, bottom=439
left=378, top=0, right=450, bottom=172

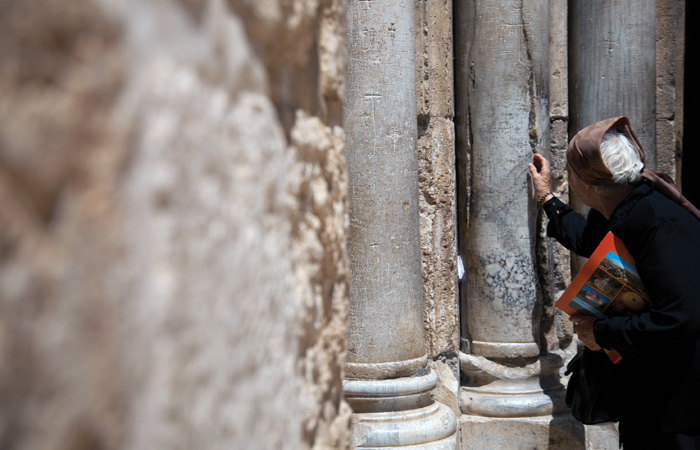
left=544, top=198, right=607, bottom=257
left=528, top=154, right=607, bottom=256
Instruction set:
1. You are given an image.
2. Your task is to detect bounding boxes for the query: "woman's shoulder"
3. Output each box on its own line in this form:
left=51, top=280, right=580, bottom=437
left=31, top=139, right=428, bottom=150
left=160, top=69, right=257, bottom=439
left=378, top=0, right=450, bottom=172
left=640, top=189, right=700, bottom=228
left=617, top=187, right=700, bottom=252
left=618, top=184, right=695, bottom=225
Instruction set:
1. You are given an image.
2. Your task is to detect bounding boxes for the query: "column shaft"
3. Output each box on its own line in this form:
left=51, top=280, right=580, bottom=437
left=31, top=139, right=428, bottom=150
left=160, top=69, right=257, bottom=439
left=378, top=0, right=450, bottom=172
left=344, top=0, right=425, bottom=380
left=458, top=0, right=549, bottom=359
left=344, top=1, right=457, bottom=448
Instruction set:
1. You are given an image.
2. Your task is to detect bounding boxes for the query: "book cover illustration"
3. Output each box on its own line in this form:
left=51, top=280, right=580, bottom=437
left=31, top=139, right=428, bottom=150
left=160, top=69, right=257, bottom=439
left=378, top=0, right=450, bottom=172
left=555, top=232, right=650, bottom=364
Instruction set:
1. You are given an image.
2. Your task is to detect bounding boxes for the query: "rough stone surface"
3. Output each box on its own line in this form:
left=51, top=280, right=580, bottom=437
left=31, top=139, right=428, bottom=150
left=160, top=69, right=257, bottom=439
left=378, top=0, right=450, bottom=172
left=418, top=118, right=459, bottom=359
left=225, top=0, right=346, bottom=129
left=416, top=0, right=459, bottom=361
left=414, top=4, right=460, bottom=439
left=655, top=0, right=685, bottom=182
left=542, top=0, right=574, bottom=352
left=453, top=0, right=472, bottom=353
left=460, top=415, right=586, bottom=450
left=0, top=1, right=350, bottom=450
left=415, top=0, right=454, bottom=120
left=584, top=423, right=620, bottom=450
left=288, top=111, right=352, bottom=450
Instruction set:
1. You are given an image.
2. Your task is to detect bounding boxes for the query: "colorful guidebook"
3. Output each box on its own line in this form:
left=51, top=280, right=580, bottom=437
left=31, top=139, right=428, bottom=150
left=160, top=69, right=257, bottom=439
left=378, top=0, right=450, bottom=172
left=555, top=232, right=650, bottom=364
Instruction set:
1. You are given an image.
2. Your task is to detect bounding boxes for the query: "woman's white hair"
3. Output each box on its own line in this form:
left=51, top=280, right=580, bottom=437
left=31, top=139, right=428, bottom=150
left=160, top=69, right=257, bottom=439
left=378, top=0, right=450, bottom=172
left=598, top=129, right=644, bottom=188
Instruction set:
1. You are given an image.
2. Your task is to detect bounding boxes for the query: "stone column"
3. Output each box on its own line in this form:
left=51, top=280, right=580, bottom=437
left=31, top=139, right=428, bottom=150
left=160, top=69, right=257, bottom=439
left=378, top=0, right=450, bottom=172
left=455, top=1, right=583, bottom=447
left=569, top=0, right=656, bottom=272
left=457, top=0, right=548, bottom=364
left=569, top=0, right=657, bottom=167
left=343, top=1, right=456, bottom=448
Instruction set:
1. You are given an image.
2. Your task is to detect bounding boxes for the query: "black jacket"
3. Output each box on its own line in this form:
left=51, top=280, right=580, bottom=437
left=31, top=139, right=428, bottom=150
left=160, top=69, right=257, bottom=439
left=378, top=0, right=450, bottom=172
left=544, top=181, right=700, bottom=433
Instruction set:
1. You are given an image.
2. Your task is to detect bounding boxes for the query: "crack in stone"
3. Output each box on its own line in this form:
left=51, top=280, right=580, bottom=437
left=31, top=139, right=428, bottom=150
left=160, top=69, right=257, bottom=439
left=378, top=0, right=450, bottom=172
left=518, top=0, right=539, bottom=155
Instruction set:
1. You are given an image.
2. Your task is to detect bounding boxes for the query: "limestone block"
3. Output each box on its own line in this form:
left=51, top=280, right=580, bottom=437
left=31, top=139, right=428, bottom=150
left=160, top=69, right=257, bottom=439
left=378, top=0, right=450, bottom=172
left=549, top=0, right=568, bottom=121
left=548, top=0, right=569, bottom=196
left=655, top=0, right=684, bottom=119
left=546, top=117, right=571, bottom=334
left=584, top=423, right=620, bottom=450
left=415, top=0, right=458, bottom=363
left=656, top=119, right=677, bottom=181
left=460, top=415, right=585, bottom=450
left=225, top=0, right=347, bottom=129
left=418, top=118, right=459, bottom=358
left=538, top=118, right=573, bottom=350
left=415, top=0, right=455, bottom=119
left=655, top=0, right=685, bottom=183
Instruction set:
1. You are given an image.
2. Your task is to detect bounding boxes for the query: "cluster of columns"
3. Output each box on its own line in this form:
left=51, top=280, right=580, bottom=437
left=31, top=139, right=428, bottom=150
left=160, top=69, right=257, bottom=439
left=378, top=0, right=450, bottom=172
left=343, top=0, right=657, bottom=448
left=454, top=0, right=655, bottom=447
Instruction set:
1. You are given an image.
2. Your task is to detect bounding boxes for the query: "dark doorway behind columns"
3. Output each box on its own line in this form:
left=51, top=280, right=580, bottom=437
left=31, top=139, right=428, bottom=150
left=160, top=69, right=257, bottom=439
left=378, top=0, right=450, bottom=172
left=683, top=2, right=700, bottom=205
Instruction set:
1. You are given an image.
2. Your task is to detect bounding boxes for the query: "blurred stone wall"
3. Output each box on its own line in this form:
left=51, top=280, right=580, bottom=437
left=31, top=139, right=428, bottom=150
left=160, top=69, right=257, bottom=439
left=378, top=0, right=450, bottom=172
left=0, top=0, right=350, bottom=449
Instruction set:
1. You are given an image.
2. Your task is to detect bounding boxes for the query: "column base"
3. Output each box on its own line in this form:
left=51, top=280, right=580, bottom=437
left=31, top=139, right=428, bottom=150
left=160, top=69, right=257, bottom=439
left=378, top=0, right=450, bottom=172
left=457, top=350, right=618, bottom=449
left=459, top=351, right=567, bottom=417
left=353, top=402, right=457, bottom=449
left=345, top=368, right=457, bottom=449
left=460, top=377, right=567, bottom=417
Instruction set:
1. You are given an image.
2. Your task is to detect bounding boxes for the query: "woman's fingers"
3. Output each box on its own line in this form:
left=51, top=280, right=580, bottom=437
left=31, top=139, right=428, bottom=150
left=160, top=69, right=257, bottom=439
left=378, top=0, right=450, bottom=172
left=528, top=155, right=552, bottom=199
left=531, top=154, right=550, bottom=175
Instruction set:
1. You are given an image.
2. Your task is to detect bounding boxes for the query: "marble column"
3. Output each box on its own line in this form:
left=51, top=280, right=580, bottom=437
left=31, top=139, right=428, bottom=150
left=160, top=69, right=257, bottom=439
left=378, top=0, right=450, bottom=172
left=343, top=0, right=456, bottom=448
left=455, top=1, right=583, bottom=447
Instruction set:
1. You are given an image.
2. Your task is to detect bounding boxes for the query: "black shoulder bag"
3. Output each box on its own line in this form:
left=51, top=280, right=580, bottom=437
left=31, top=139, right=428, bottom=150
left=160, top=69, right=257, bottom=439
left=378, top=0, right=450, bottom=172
left=564, top=347, right=619, bottom=424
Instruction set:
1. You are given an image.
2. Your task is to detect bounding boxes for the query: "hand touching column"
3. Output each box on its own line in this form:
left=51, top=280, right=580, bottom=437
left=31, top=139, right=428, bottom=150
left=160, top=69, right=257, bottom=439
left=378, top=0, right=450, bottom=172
left=528, top=154, right=554, bottom=206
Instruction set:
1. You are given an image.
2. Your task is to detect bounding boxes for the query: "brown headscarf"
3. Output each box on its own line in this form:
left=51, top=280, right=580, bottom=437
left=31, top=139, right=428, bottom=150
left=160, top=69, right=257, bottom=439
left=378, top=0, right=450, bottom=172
left=567, top=116, right=700, bottom=221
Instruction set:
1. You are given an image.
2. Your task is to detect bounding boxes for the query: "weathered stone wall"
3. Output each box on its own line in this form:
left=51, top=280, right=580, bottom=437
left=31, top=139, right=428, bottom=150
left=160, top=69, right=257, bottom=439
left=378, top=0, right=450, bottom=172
left=415, top=0, right=459, bottom=363
left=656, top=0, right=685, bottom=183
left=415, top=0, right=460, bottom=423
left=0, top=1, right=350, bottom=449
left=543, top=0, right=573, bottom=354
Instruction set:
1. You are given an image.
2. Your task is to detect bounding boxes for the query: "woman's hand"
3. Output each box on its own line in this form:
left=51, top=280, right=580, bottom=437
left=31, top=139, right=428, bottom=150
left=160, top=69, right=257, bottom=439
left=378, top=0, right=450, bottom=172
left=528, top=154, right=553, bottom=206
left=570, top=313, right=602, bottom=351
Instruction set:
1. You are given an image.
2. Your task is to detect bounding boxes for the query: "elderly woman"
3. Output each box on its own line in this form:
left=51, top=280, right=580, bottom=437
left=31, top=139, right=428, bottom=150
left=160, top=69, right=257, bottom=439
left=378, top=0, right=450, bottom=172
left=528, top=116, right=700, bottom=449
